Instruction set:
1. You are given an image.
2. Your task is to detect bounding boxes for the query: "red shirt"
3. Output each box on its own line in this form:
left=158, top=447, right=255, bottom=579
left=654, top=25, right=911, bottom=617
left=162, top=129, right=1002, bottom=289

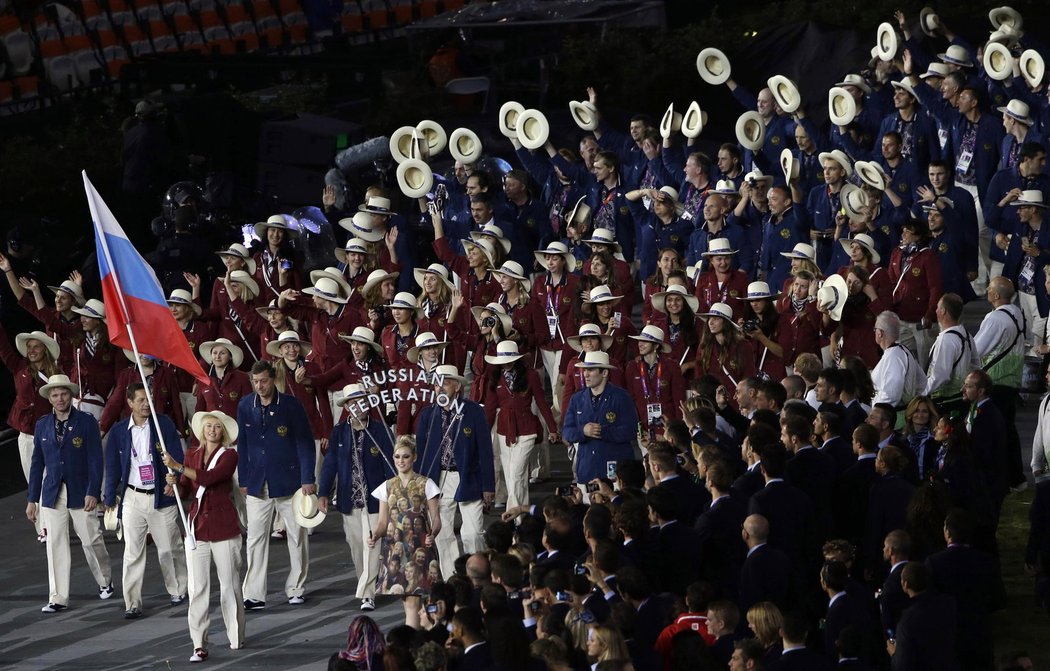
left=70, top=336, right=122, bottom=401
left=178, top=446, right=241, bottom=542
left=774, top=297, right=823, bottom=367
left=170, top=319, right=217, bottom=393
left=695, top=338, right=755, bottom=398
left=655, top=612, right=715, bottom=670
left=201, top=279, right=261, bottom=366
left=433, top=237, right=501, bottom=335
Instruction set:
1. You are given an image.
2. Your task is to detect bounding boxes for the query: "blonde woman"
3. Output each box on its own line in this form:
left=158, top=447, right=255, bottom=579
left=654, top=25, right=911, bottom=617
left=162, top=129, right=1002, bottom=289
left=585, top=624, right=629, bottom=669
left=746, top=601, right=784, bottom=664
left=164, top=411, right=245, bottom=663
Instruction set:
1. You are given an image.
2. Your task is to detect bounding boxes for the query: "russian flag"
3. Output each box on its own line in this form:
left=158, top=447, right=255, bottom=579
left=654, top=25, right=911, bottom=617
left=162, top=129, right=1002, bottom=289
left=83, top=172, right=210, bottom=386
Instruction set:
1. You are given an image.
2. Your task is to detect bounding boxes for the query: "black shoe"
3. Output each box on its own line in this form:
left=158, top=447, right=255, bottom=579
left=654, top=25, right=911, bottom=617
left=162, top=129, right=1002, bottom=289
left=41, top=602, right=67, bottom=613
left=170, top=593, right=187, bottom=606
left=124, top=608, right=142, bottom=619
left=243, top=599, right=266, bottom=610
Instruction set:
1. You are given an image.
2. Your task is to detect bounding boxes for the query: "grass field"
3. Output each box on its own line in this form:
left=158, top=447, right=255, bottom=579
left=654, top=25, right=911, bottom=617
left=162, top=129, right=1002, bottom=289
left=994, top=488, right=1047, bottom=666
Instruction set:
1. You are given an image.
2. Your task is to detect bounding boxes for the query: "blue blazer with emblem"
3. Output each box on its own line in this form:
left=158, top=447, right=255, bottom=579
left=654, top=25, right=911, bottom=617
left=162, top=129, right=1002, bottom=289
left=562, top=382, right=639, bottom=483
left=28, top=409, right=103, bottom=509
left=104, top=413, right=183, bottom=511
left=236, top=392, right=316, bottom=498
left=416, top=398, right=494, bottom=502
left=1003, top=219, right=1050, bottom=317
left=319, top=418, right=393, bottom=515
left=628, top=198, right=692, bottom=281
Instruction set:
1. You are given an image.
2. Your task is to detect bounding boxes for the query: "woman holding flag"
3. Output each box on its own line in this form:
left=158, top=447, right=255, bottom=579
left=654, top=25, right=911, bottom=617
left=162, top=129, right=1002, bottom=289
left=164, top=411, right=245, bottom=663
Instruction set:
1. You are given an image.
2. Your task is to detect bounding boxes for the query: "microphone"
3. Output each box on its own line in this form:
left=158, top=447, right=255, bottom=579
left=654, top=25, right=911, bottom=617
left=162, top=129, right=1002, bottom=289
left=335, top=137, right=392, bottom=173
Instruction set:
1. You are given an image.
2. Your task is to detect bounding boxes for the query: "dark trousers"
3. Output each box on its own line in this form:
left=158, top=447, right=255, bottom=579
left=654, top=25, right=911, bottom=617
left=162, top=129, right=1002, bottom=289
left=990, top=385, right=1024, bottom=487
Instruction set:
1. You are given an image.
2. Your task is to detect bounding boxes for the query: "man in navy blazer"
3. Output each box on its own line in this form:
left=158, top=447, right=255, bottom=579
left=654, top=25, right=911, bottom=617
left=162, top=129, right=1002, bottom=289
left=449, top=607, right=493, bottom=671
left=738, top=514, right=794, bottom=613
left=879, top=530, right=912, bottom=638
left=887, top=562, right=958, bottom=671
left=27, top=374, right=112, bottom=613
left=646, top=483, right=701, bottom=595
left=774, top=612, right=833, bottom=671
left=416, top=365, right=495, bottom=580
left=695, top=461, right=746, bottom=599
left=103, top=381, right=187, bottom=618
left=963, top=370, right=1009, bottom=520
left=647, top=442, right=707, bottom=526
left=318, top=384, right=394, bottom=611
left=821, top=561, right=874, bottom=664
left=748, top=442, right=815, bottom=566
left=237, top=361, right=316, bottom=609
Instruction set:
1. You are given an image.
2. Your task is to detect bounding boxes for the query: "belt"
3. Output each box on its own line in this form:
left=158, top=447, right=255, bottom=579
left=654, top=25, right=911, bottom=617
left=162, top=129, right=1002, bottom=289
left=127, top=484, right=155, bottom=495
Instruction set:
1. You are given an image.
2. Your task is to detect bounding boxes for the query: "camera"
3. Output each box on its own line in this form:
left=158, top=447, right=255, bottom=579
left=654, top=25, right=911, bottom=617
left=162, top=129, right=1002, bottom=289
left=746, top=177, right=758, bottom=188
left=742, top=319, right=760, bottom=333
left=482, top=316, right=497, bottom=328
left=555, top=484, right=576, bottom=497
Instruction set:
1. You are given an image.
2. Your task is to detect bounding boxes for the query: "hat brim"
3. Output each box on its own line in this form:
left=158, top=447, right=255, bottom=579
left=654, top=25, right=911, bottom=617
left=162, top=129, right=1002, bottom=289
left=190, top=410, right=239, bottom=445
left=696, top=48, right=731, bottom=85
left=413, top=268, right=456, bottom=293
left=200, top=339, right=245, bottom=369
left=71, top=305, right=106, bottom=321
left=408, top=341, right=449, bottom=364
left=768, top=76, right=801, bottom=114
left=389, top=126, right=416, bottom=164
left=700, top=311, right=740, bottom=328
left=735, top=112, right=766, bottom=152
left=585, top=294, right=623, bottom=305
left=627, top=334, right=671, bottom=353
left=574, top=361, right=616, bottom=370
left=416, top=119, right=448, bottom=156
left=303, top=286, right=349, bottom=304
left=984, top=43, right=1015, bottom=81
left=534, top=250, right=577, bottom=274
left=217, top=252, right=257, bottom=276
left=361, top=272, right=400, bottom=296
left=384, top=301, right=424, bottom=316
left=567, top=331, right=614, bottom=352
left=516, top=109, right=550, bottom=150
left=470, top=231, right=513, bottom=254
left=253, top=222, right=298, bottom=240
left=309, top=269, right=355, bottom=298
left=168, top=298, right=203, bottom=317
left=499, top=101, right=526, bottom=137
left=336, top=219, right=384, bottom=243
left=292, top=490, right=327, bottom=529
left=651, top=292, right=700, bottom=315
left=39, top=379, right=80, bottom=399
left=16, top=331, right=61, bottom=361
left=463, top=239, right=498, bottom=269
left=681, top=101, right=706, bottom=139
left=828, top=88, right=858, bottom=126
left=492, top=268, right=532, bottom=293
left=998, top=106, right=1033, bottom=125
left=701, top=247, right=738, bottom=257
left=265, top=337, right=313, bottom=359
left=47, top=284, right=86, bottom=306
left=449, top=127, right=483, bottom=164
left=740, top=292, right=781, bottom=301
left=396, top=159, right=434, bottom=199
left=876, top=23, right=898, bottom=62
left=229, top=274, right=261, bottom=300
left=839, top=238, right=881, bottom=264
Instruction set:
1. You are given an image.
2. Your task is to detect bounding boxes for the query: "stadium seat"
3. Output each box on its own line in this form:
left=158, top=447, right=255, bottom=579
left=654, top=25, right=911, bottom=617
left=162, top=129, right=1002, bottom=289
left=0, top=80, right=13, bottom=104
left=4, top=30, right=36, bottom=75
left=363, top=0, right=389, bottom=29
left=0, top=16, right=20, bottom=38
left=45, top=53, right=78, bottom=91
left=251, top=0, right=276, bottom=20
left=172, top=14, right=205, bottom=49
left=198, top=9, right=224, bottom=29
left=340, top=5, right=363, bottom=34
left=14, top=75, right=40, bottom=98
left=107, top=0, right=136, bottom=25
left=72, top=48, right=103, bottom=84
left=223, top=3, right=250, bottom=26
left=84, top=13, right=113, bottom=31
left=133, top=0, right=164, bottom=23
left=95, top=28, right=120, bottom=49
left=390, top=0, right=411, bottom=24
left=419, top=0, right=438, bottom=19
left=162, top=0, right=190, bottom=16
left=36, top=22, right=62, bottom=43
left=121, top=23, right=153, bottom=55
left=39, top=39, right=67, bottom=59
left=149, top=20, right=179, bottom=51
left=80, top=0, right=105, bottom=19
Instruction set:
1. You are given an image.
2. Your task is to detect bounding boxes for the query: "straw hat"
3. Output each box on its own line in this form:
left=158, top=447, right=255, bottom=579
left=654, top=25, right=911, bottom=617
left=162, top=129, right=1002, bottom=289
left=566, top=196, right=592, bottom=229
left=989, top=5, right=1023, bottom=31
left=339, top=326, right=384, bottom=353
left=743, top=168, right=773, bottom=186
left=583, top=227, right=621, bottom=254
left=629, top=324, right=671, bottom=354
left=408, top=332, right=449, bottom=364
left=449, top=127, right=483, bottom=164
left=396, top=158, right=434, bottom=199
left=919, top=6, right=940, bottom=37
left=714, top=179, right=739, bottom=195
left=566, top=322, right=614, bottom=352
left=335, top=238, right=377, bottom=267
left=828, top=87, right=858, bottom=126
left=574, top=350, right=616, bottom=370
left=696, top=47, right=731, bottom=85
left=167, top=289, right=202, bottom=317
left=569, top=100, right=599, bottom=131
left=834, top=73, right=872, bottom=94
left=999, top=99, right=1034, bottom=126
left=534, top=241, right=577, bottom=273
left=414, top=263, right=456, bottom=292
left=781, top=148, right=799, bottom=183
left=938, top=44, right=973, bottom=67
left=651, top=284, right=699, bottom=314
left=739, top=281, right=781, bottom=301
left=854, top=161, right=887, bottom=191
left=359, top=196, right=393, bottom=216
left=735, top=111, right=765, bottom=152
left=416, top=119, right=447, bottom=156
left=659, top=102, right=683, bottom=139
left=876, top=22, right=898, bottom=62
left=72, top=298, right=107, bottom=322
left=890, top=79, right=918, bottom=99
left=47, top=279, right=85, bottom=307
left=654, top=186, right=685, bottom=215
left=492, top=260, right=532, bottom=292
left=700, top=302, right=738, bottom=327
left=780, top=242, right=816, bottom=261
left=984, top=41, right=1015, bottom=81
left=841, top=184, right=871, bottom=221
left=681, top=101, right=707, bottom=139
left=39, top=373, right=79, bottom=399
left=200, top=337, right=245, bottom=368
left=516, top=109, right=549, bottom=150
left=253, top=214, right=298, bottom=242
left=701, top=238, right=738, bottom=257
left=768, top=75, right=801, bottom=113
left=920, top=62, right=950, bottom=80
left=16, top=330, right=60, bottom=361
left=310, top=266, right=354, bottom=298
left=217, top=243, right=257, bottom=275
left=389, top=125, right=417, bottom=164
left=463, top=237, right=498, bottom=269
left=484, top=339, right=525, bottom=365
left=228, top=269, right=260, bottom=301
left=584, top=285, right=622, bottom=305
left=292, top=489, right=326, bottom=529
left=840, top=232, right=881, bottom=264
left=470, top=223, right=512, bottom=254
left=384, top=291, right=424, bottom=316
left=1020, top=49, right=1045, bottom=88
left=817, top=274, right=849, bottom=321
left=265, top=330, right=312, bottom=358
left=433, top=363, right=467, bottom=385
left=337, top=211, right=385, bottom=243
left=336, top=383, right=368, bottom=407
left=817, top=149, right=853, bottom=178
left=104, top=505, right=120, bottom=534
left=470, top=302, right=514, bottom=333
left=190, top=410, right=238, bottom=445
left=499, top=101, right=526, bottom=138
left=303, top=277, right=349, bottom=305
left=1009, top=190, right=1047, bottom=208
left=361, top=268, right=400, bottom=295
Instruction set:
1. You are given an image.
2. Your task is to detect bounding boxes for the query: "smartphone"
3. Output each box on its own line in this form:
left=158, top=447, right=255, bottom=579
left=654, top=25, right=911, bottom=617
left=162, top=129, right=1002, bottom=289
left=586, top=482, right=600, bottom=493
left=280, top=259, right=293, bottom=271
left=606, top=461, right=617, bottom=480
left=426, top=604, right=438, bottom=614
left=675, top=454, right=686, bottom=467
left=528, top=601, right=542, bottom=613
left=555, top=591, right=570, bottom=602
left=574, top=563, right=589, bottom=575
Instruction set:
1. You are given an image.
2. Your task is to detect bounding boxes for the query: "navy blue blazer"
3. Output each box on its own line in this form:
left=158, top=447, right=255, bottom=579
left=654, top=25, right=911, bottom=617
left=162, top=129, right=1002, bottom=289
left=236, top=392, right=316, bottom=498
left=879, top=562, right=909, bottom=636
left=563, top=383, right=639, bottom=484
left=319, top=418, right=394, bottom=515
left=748, top=479, right=815, bottom=561
left=28, top=409, right=103, bottom=509
left=694, top=493, right=747, bottom=598
left=103, top=412, right=183, bottom=511
left=738, top=543, right=794, bottom=614
left=416, top=398, right=495, bottom=502
left=891, top=592, right=958, bottom=671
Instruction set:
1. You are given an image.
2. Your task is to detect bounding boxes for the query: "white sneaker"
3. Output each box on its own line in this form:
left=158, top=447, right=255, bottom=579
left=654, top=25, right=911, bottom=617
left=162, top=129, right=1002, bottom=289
left=288, top=595, right=305, bottom=605
left=189, top=648, right=208, bottom=663
left=360, top=598, right=375, bottom=611
left=99, top=583, right=114, bottom=600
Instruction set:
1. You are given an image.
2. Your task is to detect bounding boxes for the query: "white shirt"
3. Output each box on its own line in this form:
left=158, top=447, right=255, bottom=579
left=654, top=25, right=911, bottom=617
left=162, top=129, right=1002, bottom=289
left=371, top=477, right=441, bottom=502
left=974, top=304, right=1027, bottom=360
left=872, top=343, right=925, bottom=406
left=924, top=325, right=980, bottom=397
left=1032, top=394, right=1050, bottom=473
left=127, top=418, right=155, bottom=489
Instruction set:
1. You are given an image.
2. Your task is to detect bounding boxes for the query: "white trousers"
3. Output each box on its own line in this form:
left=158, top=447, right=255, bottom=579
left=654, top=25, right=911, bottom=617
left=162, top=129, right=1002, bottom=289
left=179, top=392, right=197, bottom=429
left=434, top=470, right=484, bottom=580
left=243, top=487, right=308, bottom=601
left=491, top=422, right=507, bottom=505
left=498, top=433, right=537, bottom=512
left=898, top=320, right=935, bottom=371
left=41, top=484, right=111, bottom=605
left=960, top=183, right=991, bottom=292
left=121, top=488, right=188, bottom=610
left=186, top=535, right=245, bottom=651
left=1019, top=292, right=1048, bottom=350
left=341, top=508, right=381, bottom=598
left=74, top=395, right=104, bottom=421
left=19, top=432, right=43, bottom=535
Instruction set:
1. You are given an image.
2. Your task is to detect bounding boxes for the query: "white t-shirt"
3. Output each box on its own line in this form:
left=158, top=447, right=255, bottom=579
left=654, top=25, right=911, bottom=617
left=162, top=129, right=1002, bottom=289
left=371, top=477, right=441, bottom=502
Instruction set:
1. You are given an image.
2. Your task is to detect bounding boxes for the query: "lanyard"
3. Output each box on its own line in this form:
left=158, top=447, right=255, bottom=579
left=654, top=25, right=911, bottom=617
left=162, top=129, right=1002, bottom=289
left=546, top=280, right=563, bottom=316
left=638, top=360, right=662, bottom=402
